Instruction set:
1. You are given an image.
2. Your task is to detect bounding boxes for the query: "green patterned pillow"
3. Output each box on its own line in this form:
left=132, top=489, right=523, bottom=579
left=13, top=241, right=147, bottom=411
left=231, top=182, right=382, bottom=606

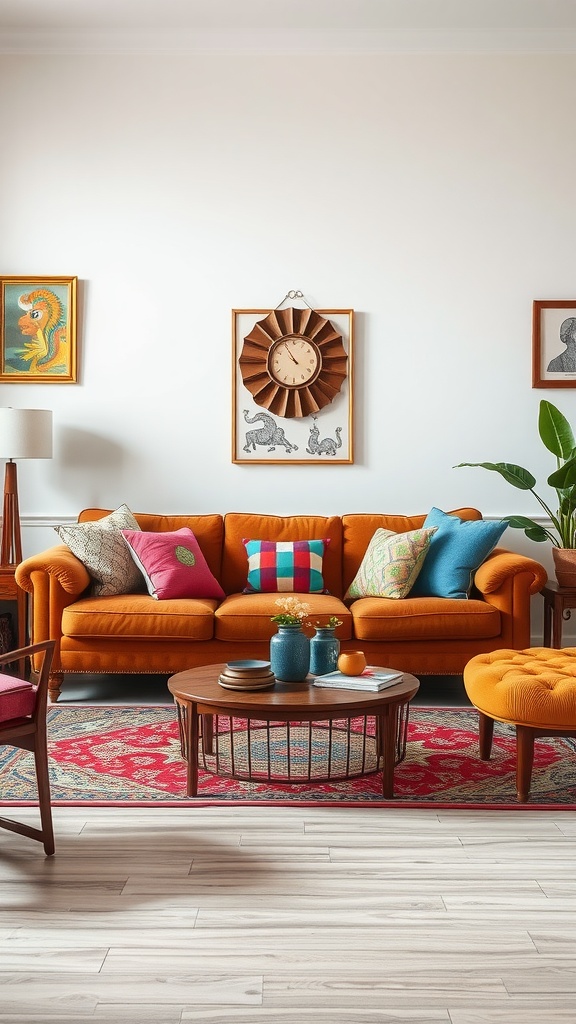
left=345, top=527, right=438, bottom=600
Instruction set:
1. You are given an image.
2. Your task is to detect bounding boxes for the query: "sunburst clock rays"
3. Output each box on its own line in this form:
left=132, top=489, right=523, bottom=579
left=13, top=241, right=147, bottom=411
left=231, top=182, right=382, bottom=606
left=239, top=307, right=348, bottom=418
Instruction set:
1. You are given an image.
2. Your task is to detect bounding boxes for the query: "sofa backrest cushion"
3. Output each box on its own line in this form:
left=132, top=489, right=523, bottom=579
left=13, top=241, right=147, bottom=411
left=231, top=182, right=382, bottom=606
left=342, top=509, right=482, bottom=595
left=78, top=510, right=224, bottom=585
left=222, top=513, right=343, bottom=596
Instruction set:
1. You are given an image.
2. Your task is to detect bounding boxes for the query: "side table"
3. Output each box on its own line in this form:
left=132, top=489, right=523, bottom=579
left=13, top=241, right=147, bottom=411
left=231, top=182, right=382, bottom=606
left=0, top=566, right=28, bottom=674
left=541, top=581, right=576, bottom=648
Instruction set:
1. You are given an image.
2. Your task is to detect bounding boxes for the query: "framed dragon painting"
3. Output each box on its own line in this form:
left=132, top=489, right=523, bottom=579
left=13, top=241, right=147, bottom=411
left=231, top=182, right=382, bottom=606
left=0, top=275, right=78, bottom=383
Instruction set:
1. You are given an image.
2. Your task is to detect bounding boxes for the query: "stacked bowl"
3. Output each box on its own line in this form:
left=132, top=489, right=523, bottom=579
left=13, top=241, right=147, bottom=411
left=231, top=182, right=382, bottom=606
left=218, top=659, right=275, bottom=690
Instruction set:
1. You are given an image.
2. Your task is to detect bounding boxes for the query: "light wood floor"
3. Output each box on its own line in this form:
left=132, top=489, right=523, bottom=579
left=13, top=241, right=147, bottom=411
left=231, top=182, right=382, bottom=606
left=1, top=673, right=573, bottom=1021
left=1, top=804, right=576, bottom=1023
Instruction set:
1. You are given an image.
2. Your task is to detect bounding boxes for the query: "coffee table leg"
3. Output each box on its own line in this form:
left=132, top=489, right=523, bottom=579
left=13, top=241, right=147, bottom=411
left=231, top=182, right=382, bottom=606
left=202, top=714, right=214, bottom=755
left=187, top=702, right=199, bottom=797
left=380, top=704, right=398, bottom=798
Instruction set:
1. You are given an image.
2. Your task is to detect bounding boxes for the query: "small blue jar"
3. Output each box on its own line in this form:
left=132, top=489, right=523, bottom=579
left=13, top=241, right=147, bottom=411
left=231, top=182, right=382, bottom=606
left=270, top=624, right=310, bottom=681
left=309, top=627, right=340, bottom=676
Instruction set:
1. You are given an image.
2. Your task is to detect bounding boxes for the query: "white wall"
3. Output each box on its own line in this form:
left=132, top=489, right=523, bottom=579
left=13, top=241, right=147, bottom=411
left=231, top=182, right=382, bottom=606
left=2, top=51, right=575, bottom=636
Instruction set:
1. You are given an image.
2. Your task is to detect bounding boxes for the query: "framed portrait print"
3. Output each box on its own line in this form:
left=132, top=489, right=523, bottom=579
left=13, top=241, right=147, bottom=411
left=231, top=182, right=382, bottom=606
left=0, top=276, right=77, bottom=383
left=232, top=306, right=354, bottom=465
left=533, top=299, right=576, bottom=388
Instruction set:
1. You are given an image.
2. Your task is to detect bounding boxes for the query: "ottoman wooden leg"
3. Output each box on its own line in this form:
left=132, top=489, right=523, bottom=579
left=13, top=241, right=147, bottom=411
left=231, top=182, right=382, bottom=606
left=478, top=712, right=494, bottom=760
left=516, top=725, right=535, bottom=803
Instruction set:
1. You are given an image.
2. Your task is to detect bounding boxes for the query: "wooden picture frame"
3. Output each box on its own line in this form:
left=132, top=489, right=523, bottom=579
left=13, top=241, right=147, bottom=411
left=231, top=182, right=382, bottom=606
left=533, top=299, right=576, bottom=388
left=232, top=307, right=354, bottom=465
left=0, top=275, right=77, bottom=383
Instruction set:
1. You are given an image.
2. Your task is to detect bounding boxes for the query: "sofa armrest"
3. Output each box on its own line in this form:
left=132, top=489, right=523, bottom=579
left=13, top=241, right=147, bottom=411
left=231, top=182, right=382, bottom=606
left=472, top=547, right=547, bottom=650
left=473, top=548, right=548, bottom=597
left=16, top=545, right=91, bottom=598
left=15, top=547, right=91, bottom=676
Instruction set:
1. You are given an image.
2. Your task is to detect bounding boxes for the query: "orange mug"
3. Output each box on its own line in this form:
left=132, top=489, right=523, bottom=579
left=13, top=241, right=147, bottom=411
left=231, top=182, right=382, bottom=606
left=338, top=650, right=367, bottom=676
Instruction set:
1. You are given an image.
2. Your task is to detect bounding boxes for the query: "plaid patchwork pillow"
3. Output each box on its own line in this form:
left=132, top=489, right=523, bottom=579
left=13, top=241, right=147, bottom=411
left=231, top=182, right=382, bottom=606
left=243, top=539, right=327, bottom=593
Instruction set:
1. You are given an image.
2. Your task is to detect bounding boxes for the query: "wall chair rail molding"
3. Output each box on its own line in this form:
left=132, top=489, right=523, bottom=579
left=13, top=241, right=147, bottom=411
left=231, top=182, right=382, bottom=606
left=0, top=276, right=77, bottom=383
left=533, top=299, right=576, bottom=388
left=232, top=293, right=354, bottom=466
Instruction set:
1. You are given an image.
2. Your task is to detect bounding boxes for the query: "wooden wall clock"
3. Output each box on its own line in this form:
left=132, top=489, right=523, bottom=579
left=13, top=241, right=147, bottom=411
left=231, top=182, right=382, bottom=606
left=238, top=306, right=348, bottom=418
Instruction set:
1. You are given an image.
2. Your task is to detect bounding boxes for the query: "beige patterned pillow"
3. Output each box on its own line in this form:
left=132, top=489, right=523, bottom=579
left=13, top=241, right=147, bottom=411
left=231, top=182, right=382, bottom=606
left=55, top=504, right=144, bottom=596
left=345, top=526, right=438, bottom=600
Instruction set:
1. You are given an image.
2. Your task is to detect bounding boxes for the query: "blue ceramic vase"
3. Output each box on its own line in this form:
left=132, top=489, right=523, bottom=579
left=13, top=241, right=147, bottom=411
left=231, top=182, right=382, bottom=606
left=309, top=627, right=340, bottom=676
left=270, top=624, right=310, bottom=681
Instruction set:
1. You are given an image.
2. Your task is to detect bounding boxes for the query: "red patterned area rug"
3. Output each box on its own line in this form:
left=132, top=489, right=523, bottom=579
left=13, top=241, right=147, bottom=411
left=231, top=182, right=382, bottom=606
left=1, top=704, right=575, bottom=809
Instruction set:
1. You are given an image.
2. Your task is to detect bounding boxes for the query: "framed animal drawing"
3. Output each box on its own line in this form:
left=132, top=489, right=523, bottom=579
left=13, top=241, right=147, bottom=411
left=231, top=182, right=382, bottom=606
left=0, top=276, right=78, bottom=383
left=232, top=306, right=354, bottom=465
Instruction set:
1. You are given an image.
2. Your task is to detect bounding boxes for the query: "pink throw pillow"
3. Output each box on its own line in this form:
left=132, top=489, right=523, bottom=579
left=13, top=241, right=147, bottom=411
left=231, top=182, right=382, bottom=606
left=121, top=527, right=225, bottom=601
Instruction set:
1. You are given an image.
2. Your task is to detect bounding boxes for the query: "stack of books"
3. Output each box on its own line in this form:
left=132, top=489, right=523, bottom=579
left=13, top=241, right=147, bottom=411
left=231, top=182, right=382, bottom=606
left=313, top=666, right=404, bottom=692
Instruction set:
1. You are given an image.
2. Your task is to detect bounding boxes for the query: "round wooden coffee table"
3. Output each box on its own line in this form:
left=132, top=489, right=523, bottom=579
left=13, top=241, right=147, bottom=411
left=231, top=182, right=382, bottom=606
left=167, top=664, right=419, bottom=798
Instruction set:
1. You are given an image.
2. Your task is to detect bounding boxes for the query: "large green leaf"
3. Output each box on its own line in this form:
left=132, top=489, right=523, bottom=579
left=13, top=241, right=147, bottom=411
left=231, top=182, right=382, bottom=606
left=454, top=462, right=536, bottom=490
left=549, top=457, right=576, bottom=489
left=539, top=400, right=576, bottom=458
left=502, top=516, right=553, bottom=543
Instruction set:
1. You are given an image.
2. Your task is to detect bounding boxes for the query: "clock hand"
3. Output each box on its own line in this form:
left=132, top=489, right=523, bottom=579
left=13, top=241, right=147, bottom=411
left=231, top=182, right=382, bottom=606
left=283, top=341, right=299, bottom=364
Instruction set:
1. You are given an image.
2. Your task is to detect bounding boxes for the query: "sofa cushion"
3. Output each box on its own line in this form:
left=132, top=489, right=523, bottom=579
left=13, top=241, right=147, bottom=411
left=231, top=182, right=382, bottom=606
left=0, top=674, right=35, bottom=722
left=62, top=594, right=218, bottom=642
left=243, top=539, right=327, bottom=594
left=349, top=596, right=501, bottom=642
left=215, top=592, right=352, bottom=642
left=409, top=508, right=508, bottom=599
left=55, top=504, right=144, bottom=597
left=222, top=513, right=343, bottom=597
left=345, top=527, right=437, bottom=600
left=122, top=527, right=225, bottom=601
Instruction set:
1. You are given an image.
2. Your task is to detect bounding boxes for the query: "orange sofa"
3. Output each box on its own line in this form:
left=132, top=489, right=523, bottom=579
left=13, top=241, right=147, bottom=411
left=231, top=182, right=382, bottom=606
left=15, top=507, right=548, bottom=702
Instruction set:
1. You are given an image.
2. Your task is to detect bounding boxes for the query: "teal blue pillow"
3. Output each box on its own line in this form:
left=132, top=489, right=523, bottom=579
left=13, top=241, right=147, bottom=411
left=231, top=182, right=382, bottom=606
left=409, top=508, right=507, bottom=600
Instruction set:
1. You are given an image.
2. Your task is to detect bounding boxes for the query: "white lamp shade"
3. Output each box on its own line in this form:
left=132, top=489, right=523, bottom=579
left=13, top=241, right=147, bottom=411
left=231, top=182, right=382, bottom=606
left=0, top=408, right=52, bottom=460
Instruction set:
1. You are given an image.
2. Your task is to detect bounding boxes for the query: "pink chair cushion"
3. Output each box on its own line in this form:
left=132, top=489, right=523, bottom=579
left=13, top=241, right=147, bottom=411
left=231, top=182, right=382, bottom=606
left=0, top=674, right=35, bottom=723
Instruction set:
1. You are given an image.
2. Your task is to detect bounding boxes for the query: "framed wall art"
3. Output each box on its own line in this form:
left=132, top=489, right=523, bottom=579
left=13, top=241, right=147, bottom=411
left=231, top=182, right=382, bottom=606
left=0, top=275, right=78, bottom=383
left=533, top=299, right=576, bottom=389
left=232, top=306, right=354, bottom=465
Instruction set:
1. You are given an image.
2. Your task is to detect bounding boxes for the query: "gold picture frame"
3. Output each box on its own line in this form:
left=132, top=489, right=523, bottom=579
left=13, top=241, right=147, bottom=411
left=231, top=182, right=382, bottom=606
left=0, top=275, right=78, bottom=383
left=232, top=307, right=354, bottom=465
left=532, top=299, right=576, bottom=389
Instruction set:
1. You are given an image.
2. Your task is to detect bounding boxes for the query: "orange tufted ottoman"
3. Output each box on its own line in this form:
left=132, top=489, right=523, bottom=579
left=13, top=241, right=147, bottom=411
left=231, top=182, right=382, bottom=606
left=463, top=648, right=576, bottom=802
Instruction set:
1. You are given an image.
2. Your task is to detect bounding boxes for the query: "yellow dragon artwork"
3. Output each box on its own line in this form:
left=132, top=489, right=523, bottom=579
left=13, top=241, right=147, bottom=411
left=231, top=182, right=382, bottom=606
left=17, top=288, right=68, bottom=373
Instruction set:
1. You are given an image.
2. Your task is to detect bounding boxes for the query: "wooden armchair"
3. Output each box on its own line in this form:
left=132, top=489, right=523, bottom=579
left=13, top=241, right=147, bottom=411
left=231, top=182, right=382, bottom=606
left=0, top=641, right=56, bottom=855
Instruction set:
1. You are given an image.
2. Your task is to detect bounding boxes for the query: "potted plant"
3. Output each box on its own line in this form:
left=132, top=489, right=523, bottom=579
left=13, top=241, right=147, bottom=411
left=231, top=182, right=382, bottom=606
left=455, top=399, right=576, bottom=586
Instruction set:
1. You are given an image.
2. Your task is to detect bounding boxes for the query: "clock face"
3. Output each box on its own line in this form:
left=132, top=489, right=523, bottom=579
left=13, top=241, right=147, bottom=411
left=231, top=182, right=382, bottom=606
left=238, top=307, right=348, bottom=419
left=268, top=335, right=321, bottom=388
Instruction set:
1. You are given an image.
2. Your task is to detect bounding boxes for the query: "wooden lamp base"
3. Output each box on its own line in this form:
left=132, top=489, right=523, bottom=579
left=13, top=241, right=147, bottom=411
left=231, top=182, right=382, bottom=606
left=0, top=460, right=22, bottom=568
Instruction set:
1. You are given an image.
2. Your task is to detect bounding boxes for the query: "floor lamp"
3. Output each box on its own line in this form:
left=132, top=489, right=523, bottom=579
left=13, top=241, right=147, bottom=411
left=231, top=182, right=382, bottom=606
left=0, top=409, right=53, bottom=567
